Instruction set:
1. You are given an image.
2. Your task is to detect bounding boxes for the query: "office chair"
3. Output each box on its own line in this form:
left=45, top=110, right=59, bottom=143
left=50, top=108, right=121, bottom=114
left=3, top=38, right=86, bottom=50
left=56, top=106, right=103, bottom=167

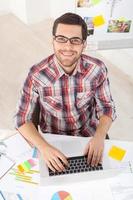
left=32, top=101, right=40, bottom=130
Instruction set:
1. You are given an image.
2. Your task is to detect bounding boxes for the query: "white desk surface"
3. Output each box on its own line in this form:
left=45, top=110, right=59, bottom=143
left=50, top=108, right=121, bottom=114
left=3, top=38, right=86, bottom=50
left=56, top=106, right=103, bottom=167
left=0, top=132, right=133, bottom=200
left=0, top=129, right=16, bottom=140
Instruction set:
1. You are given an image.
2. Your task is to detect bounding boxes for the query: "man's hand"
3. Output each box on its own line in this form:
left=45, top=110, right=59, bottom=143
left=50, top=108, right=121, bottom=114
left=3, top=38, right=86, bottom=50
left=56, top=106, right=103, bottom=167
left=17, top=122, right=68, bottom=172
left=84, top=136, right=104, bottom=166
left=40, top=143, right=68, bottom=172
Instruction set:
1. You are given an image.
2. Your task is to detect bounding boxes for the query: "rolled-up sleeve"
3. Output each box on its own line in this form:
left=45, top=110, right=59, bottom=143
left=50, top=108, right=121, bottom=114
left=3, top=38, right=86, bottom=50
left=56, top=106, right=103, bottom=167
left=14, top=70, right=39, bottom=128
left=95, top=63, right=116, bottom=121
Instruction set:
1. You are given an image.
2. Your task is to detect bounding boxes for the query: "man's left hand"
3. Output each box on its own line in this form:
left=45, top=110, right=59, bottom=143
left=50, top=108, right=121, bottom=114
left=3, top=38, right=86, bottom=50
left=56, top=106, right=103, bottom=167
left=84, top=135, right=104, bottom=166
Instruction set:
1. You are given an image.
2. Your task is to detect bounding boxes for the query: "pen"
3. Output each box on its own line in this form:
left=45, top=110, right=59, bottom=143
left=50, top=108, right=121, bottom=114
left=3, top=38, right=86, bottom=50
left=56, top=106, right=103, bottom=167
left=0, top=191, right=6, bottom=200
left=17, top=194, right=23, bottom=200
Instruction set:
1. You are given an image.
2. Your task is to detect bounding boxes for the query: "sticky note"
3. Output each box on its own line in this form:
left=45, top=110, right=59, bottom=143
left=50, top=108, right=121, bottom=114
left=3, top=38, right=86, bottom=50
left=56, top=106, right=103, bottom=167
left=28, top=159, right=36, bottom=167
left=21, top=163, right=29, bottom=171
left=17, top=164, right=24, bottom=173
left=93, top=15, right=105, bottom=27
left=92, top=0, right=101, bottom=5
left=108, top=145, right=126, bottom=161
left=23, top=161, right=31, bottom=169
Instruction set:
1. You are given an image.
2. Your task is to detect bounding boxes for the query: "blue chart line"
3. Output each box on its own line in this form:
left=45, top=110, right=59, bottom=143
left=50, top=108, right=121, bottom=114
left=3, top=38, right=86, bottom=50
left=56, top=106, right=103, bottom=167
left=0, top=191, right=6, bottom=200
left=0, top=191, right=24, bottom=200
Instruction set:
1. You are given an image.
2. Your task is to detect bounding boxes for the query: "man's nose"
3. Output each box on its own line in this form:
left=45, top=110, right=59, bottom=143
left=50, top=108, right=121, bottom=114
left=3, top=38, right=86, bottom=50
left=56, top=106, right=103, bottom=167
left=64, top=40, right=73, bottom=48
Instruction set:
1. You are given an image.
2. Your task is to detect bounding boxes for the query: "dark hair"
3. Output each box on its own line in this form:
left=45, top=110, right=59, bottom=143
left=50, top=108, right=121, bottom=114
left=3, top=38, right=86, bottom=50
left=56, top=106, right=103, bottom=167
left=52, top=12, right=88, bottom=41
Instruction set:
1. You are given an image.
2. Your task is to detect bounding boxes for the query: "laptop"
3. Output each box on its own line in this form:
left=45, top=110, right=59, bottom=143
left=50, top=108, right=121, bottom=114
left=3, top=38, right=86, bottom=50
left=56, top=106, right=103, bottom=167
left=39, top=134, right=130, bottom=186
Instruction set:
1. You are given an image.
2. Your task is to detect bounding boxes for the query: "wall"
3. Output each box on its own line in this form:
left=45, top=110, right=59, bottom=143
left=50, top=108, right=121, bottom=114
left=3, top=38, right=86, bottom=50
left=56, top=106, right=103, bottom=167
left=26, top=0, right=50, bottom=24
left=50, top=0, right=75, bottom=19
left=76, top=0, right=133, bottom=41
left=10, top=0, right=27, bottom=23
left=0, top=0, right=10, bottom=15
left=0, top=0, right=51, bottom=24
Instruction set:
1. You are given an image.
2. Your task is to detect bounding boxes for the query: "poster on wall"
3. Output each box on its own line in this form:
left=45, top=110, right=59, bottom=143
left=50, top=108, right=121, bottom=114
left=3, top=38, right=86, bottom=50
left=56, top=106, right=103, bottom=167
left=107, top=20, right=132, bottom=33
left=77, top=0, right=103, bottom=8
left=84, top=17, right=94, bottom=35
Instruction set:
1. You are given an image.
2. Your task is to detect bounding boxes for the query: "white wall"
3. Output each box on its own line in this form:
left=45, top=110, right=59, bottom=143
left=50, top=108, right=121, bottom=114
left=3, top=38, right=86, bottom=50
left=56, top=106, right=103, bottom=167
left=10, top=0, right=50, bottom=24
left=76, top=0, right=133, bottom=41
left=0, top=0, right=10, bottom=15
left=10, top=0, right=27, bottom=23
left=26, top=0, right=50, bottom=24
left=0, top=0, right=51, bottom=24
left=50, top=0, right=75, bottom=19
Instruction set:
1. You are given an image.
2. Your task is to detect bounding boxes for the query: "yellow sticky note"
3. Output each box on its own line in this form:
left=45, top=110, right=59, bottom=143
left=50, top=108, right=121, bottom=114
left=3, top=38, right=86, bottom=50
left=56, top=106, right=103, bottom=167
left=108, top=145, right=126, bottom=161
left=93, top=15, right=105, bottom=27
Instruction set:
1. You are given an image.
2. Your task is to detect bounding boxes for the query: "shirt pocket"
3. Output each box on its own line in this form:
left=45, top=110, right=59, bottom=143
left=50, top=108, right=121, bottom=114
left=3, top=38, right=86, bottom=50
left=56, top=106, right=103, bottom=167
left=42, top=95, right=62, bottom=117
left=76, top=91, right=93, bottom=109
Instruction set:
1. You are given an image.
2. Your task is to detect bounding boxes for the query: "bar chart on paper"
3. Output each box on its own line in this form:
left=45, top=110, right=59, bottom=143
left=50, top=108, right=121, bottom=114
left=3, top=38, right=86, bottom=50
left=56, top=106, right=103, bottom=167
left=51, top=191, right=73, bottom=200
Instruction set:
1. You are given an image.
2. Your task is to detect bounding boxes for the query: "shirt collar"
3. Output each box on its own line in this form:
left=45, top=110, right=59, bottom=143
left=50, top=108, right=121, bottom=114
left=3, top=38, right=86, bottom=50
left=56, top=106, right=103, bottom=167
left=53, top=55, right=83, bottom=79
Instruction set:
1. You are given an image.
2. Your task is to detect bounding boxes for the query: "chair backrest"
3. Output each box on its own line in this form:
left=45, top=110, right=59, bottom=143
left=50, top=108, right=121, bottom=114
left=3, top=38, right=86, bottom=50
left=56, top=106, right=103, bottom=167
left=32, top=101, right=40, bottom=130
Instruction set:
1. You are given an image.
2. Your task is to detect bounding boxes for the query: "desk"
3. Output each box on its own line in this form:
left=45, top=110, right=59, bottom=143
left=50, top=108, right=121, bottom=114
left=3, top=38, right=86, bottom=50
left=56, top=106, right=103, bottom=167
left=0, top=129, right=16, bottom=140
left=0, top=132, right=133, bottom=200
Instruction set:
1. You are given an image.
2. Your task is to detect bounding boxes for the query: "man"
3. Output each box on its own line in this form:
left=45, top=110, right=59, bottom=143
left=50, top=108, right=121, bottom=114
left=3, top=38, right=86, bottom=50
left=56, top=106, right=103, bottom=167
left=14, top=13, right=116, bottom=172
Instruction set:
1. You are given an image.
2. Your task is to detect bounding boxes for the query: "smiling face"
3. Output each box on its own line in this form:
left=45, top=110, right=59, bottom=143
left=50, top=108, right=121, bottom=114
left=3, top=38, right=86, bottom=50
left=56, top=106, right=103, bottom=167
left=53, top=23, right=86, bottom=75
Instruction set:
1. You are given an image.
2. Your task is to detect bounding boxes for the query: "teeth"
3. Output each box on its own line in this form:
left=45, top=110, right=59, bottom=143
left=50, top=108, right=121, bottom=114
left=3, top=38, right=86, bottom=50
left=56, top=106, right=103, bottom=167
left=62, top=52, right=73, bottom=56
left=62, top=53, right=73, bottom=56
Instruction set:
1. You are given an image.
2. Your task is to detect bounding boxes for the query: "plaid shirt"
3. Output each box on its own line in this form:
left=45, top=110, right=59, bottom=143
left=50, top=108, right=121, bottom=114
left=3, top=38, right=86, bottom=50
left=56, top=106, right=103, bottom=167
left=14, top=54, right=116, bottom=136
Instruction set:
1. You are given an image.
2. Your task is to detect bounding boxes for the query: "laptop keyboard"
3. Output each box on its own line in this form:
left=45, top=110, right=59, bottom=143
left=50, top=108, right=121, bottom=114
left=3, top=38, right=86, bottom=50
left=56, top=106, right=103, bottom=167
left=48, top=155, right=103, bottom=176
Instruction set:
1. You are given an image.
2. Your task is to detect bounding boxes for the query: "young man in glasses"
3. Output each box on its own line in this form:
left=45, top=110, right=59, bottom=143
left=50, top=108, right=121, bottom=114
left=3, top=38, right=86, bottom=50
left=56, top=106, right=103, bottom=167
left=14, top=13, right=116, bottom=172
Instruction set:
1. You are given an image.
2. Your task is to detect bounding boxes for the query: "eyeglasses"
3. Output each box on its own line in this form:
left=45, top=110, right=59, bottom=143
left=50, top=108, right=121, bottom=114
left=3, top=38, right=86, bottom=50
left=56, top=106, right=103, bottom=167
left=54, top=35, right=84, bottom=45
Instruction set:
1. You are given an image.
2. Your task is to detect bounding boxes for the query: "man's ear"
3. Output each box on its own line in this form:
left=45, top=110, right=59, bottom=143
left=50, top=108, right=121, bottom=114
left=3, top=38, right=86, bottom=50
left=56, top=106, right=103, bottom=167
left=83, top=40, right=87, bottom=50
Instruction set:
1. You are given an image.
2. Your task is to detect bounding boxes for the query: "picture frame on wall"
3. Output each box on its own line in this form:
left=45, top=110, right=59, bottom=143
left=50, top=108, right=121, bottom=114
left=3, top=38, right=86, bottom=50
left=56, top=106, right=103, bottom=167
left=107, top=20, right=132, bottom=33
left=84, top=17, right=94, bottom=35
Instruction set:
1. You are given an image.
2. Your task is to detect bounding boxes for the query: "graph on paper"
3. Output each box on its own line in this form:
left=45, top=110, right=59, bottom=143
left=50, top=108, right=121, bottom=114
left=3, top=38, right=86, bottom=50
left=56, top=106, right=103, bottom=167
left=51, top=191, right=73, bottom=200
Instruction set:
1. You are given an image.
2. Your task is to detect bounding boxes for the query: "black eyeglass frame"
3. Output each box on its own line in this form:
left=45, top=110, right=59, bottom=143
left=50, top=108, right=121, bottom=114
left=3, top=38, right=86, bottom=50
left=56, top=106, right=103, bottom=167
left=53, top=35, right=84, bottom=45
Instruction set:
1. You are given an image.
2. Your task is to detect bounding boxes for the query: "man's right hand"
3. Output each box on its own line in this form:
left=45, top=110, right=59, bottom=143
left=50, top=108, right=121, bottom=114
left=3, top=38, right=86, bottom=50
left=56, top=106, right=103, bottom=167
left=40, top=143, right=68, bottom=172
left=17, top=122, right=68, bottom=172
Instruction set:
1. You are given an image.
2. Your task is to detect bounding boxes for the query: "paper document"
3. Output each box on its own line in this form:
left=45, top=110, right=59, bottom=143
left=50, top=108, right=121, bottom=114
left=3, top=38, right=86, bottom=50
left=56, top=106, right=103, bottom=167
left=0, top=153, right=15, bottom=179
left=3, top=133, right=32, bottom=161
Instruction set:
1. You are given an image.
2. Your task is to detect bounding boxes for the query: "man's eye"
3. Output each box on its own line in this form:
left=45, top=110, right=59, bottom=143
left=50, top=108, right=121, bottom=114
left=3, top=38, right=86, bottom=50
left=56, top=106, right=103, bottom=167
left=71, top=38, right=82, bottom=44
left=56, top=37, right=66, bottom=42
left=72, top=39, right=79, bottom=42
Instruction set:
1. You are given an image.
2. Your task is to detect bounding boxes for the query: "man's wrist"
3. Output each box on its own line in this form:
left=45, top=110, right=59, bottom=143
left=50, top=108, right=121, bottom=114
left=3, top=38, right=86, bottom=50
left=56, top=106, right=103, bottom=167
left=94, top=131, right=107, bottom=140
left=36, top=138, right=49, bottom=151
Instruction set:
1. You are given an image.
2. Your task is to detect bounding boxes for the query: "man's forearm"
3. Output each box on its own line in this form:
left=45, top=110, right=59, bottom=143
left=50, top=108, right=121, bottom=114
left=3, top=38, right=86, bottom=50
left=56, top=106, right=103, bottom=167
left=17, top=122, right=48, bottom=150
left=95, top=115, right=112, bottom=139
